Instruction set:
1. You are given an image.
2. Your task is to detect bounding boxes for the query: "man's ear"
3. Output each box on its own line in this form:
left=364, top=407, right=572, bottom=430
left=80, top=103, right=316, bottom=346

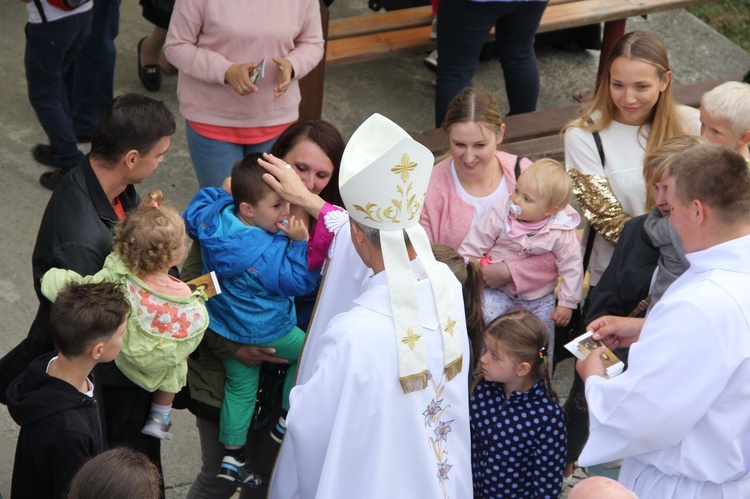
left=239, top=202, right=254, bottom=219
left=350, top=221, right=366, bottom=246
left=738, top=129, right=750, bottom=147
left=124, top=149, right=139, bottom=170
left=517, top=361, right=532, bottom=377
left=693, top=199, right=703, bottom=223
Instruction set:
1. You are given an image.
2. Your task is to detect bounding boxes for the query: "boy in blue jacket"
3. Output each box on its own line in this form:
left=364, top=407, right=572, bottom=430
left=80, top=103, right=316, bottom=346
left=183, top=153, right=319, bottom=486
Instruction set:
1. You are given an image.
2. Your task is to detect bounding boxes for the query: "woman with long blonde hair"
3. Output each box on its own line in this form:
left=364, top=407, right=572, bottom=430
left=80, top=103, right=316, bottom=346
left=563, top=31, right=700, bottom=288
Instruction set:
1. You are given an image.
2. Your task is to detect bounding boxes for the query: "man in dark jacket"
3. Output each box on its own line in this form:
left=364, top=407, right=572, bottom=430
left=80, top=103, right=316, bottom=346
left=7, top=283, right=129, bottom=499
left=0, top=93, right=176, bottom=491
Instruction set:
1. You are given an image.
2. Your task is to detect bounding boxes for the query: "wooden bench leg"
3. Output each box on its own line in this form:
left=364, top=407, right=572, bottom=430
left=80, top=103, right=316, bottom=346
left=573, top=19, right=626, bottom=103
left=597, top=19, right=626, bottom=86
left=298, top=1, right=330, bottom=121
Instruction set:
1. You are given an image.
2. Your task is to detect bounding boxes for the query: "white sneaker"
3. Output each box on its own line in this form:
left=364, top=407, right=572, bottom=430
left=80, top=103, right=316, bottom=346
left=141, top=411, right=173, bottom=440
left=424, top=49, right=438, bottom=72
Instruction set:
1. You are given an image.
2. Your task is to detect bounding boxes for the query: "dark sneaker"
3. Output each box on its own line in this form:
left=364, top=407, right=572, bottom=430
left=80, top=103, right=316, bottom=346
left=217, top=455, right=263, bottom=487
left=141, top=411, right=173, bottom=440
left=39, top=168, right=68, bottom=191
left=270, top=414, right=287, bottom=444
left=76, top=133, right=92, bottom=143
left=32, top=144, right=57, bottom=168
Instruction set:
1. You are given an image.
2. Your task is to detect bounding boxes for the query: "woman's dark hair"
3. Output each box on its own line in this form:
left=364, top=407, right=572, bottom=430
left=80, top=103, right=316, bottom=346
left=270, top=118, right=345, bottom=206
left=67, top=447, right=161, bottom=499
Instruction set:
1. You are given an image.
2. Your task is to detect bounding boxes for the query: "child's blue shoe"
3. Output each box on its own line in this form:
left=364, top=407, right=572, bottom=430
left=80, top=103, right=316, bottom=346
left=270, top=414, right=287, bottom=444
left=217, top=455, right=263, bottom=487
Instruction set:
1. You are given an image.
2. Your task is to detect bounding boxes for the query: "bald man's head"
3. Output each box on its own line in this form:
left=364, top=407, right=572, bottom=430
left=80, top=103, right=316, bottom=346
left=568, top=477, right=637, bottom=499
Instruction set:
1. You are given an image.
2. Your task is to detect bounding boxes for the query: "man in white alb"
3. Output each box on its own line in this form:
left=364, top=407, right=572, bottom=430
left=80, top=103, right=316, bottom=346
left=577, top=142, right=750, bottom=498
left=268, top=114, right=473, bottom=499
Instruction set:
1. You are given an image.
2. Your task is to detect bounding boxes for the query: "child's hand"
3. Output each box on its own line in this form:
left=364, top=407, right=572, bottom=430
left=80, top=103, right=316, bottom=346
left=551, top=305, right=573, bottom=327
left=278, top=215, right=308, bottom=241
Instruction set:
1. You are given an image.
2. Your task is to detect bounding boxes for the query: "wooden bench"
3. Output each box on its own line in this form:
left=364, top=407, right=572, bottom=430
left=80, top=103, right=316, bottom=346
left=324, top=0, right=717, bottom=67
left=409, top=75, right=744, bottom=161
left=298, top=0, right=719, bottom=128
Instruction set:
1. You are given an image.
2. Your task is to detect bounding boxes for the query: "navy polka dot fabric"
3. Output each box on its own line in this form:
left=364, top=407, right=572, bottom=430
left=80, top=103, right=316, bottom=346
left=470, top=379, right=566, bottom=498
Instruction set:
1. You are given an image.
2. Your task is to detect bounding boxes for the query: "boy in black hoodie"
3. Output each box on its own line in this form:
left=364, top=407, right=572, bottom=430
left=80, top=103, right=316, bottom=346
left=6, top=282, right=130, bottom=499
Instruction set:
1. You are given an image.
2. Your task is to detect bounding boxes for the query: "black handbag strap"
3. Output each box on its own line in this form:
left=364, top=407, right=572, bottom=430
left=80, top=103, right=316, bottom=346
left=514, top=155, right=522, bottom=181
left=582, top=131, right=605, bottom=270
left=592, top=130, right=605, bottom=166
left=32, top=0, right=49, bottom=23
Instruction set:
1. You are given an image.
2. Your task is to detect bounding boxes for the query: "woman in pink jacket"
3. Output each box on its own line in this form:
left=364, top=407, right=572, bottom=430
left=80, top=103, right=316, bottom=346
left=164, top=0, right=324, bottom=188
left=421, top=87, right=560, bottom=304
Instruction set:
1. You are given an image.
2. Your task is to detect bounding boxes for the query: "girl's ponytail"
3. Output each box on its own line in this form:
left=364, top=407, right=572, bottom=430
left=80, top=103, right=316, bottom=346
left=463, top=257, right=485, bottom=367
left=430, top=244, right=486, bottom=372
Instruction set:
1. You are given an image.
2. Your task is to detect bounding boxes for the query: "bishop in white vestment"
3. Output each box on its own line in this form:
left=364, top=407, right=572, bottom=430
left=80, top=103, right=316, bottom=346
left=268, top=114, right=473, bottom=499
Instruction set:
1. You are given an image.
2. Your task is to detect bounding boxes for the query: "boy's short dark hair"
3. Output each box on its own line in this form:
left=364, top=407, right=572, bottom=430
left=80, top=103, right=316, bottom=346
left=90, top=94, right=176, bottom=168
left=231, top=152, right=274, bottom=211
left=51, top=282, right=130, bottom=357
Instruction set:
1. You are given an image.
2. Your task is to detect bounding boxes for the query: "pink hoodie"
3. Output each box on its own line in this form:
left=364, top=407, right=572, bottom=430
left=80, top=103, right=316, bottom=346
left=459, top=196, right=583, bottom=308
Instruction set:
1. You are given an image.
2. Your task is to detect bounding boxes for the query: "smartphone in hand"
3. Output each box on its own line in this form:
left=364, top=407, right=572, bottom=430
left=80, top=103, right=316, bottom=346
left=250, top=57, right=266, bottom=84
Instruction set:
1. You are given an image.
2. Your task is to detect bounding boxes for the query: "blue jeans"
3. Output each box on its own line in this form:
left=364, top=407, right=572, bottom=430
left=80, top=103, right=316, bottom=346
left=66, top=0, right=121, bottom=136
left=435, top=0, right=548, bottom=126
left=25, top=14, right=91, bottom=170
left=186, top=121, right=279, bottom=188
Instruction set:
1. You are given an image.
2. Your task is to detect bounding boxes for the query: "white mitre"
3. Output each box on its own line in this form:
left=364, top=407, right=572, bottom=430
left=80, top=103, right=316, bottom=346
left=339, top=113, right=463, bottom=393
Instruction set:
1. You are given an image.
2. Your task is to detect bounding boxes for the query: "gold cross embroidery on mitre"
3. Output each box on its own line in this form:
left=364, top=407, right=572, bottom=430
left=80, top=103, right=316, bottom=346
left=353, top=153, right=423, bottom=224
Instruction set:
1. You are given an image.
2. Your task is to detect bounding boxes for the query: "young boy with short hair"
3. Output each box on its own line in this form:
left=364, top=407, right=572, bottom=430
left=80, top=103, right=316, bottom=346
left=183, top=153, right=320, bottom=486
left=700, top=81, right=750, bottom=161
left=7, top=282, right=130, bottom=499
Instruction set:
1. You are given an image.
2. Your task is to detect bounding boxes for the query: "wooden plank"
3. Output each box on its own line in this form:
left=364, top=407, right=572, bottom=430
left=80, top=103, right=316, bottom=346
left=504, top=104, right=583, bottom=142
left=327, top=26, right=435, bottom=66
left=503, top=135, right=565, bottom=161
left=329, top=7, right=432, bottom=40
left=673, top=75, right=742, bottom=107
left=328, top=0, right=580, bottom=41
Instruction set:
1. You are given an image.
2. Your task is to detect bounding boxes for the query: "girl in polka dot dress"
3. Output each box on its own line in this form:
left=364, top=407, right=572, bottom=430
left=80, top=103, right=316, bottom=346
left=471, top=308, right=566, bottom=498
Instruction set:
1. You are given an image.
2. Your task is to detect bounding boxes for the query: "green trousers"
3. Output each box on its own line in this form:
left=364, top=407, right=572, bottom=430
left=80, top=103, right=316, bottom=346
left=219, top=326, right=304, bottom=446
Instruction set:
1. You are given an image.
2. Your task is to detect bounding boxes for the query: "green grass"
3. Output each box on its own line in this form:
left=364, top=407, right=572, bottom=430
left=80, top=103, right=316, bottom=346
left=688, top=0, right=750, bottom=52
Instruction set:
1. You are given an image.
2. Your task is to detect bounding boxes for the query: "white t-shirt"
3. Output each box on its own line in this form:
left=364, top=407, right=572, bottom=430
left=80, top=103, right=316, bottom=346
left=27, top=0, right=92, bottom=25
left=450, top=160, right=509, bottom=224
